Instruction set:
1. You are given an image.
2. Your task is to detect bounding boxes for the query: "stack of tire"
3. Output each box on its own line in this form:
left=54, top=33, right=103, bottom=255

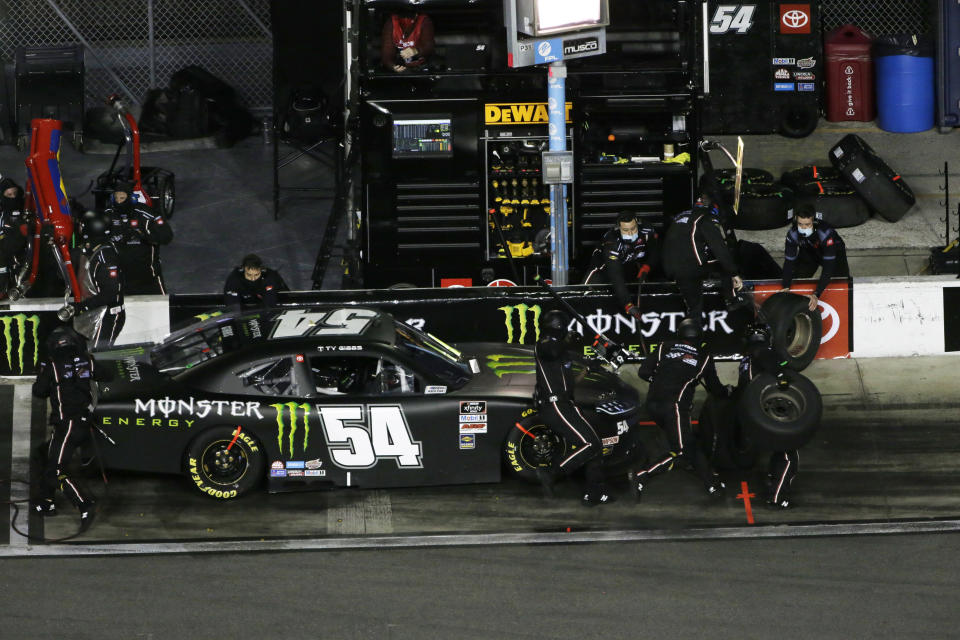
left=828, top=134, right=916, bottom=222
left=697, top=292, right=824, bottom=470
left=700, top=169, right=795, bottom=231
left=780, top=164, right=870, bottom=228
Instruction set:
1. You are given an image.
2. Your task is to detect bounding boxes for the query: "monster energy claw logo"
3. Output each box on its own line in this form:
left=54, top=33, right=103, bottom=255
left=485, top=354, right=536, bottom=378
left=498, top=304, right=541, bottom=344
left=0, top=314, right=40, bottom=374
left=271, top=402, right=311, bottom=458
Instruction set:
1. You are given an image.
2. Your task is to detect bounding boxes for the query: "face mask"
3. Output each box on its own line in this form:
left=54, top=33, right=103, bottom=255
left=622, top=232, right=638, bottom=242
left=798, top=226, right=814, bottom=237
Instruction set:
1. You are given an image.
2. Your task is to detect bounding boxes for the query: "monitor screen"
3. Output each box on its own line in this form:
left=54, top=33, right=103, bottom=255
left=535, top=0, right=603, bottom=34
left=392, top=117, right=453, bottom=158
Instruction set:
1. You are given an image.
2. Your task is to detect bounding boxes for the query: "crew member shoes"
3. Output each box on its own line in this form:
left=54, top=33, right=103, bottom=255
left=32, top=498, right=56, bottom=516
left=582, top=483, right=616, bottom=507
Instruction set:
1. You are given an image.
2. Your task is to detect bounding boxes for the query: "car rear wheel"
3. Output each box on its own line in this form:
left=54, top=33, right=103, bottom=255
left=185, top=426, right=264, bottom=499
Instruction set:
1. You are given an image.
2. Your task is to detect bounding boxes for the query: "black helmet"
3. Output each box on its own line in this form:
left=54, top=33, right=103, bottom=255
left=677, top=317, right=702, bottom=341
left=540, top=309, right=569, bottom=340
left=82, top=211, right=111, bottom=246
left=744, top=322, right=771, bottom=347
left=46, top=324, right=85, bottom=352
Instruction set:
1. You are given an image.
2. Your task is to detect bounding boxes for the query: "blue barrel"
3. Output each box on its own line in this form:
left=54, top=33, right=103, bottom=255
left=874, top=34, right=935, bottom=133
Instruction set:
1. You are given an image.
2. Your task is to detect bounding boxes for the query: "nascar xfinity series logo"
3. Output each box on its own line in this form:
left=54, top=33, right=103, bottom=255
left=0, top=313, right=40, bottom=374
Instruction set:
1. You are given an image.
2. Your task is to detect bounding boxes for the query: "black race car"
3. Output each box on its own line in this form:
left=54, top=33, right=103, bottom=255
left=93, top=306, right=640, bottom=499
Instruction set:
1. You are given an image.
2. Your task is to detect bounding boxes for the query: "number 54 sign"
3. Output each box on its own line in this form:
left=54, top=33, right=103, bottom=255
left=709, top=4, right=756, bottom=35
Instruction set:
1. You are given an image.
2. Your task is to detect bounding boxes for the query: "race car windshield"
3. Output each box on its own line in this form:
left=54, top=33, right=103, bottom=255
left=393, top=322, right=471, bottom=388
left=151, top=320, right=239, bottom=372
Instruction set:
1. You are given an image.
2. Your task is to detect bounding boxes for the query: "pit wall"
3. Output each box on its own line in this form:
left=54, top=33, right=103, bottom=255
left=2, top=276, right=957, bottom=377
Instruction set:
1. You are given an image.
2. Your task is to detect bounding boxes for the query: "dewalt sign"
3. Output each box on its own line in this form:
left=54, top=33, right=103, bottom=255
left=498, top=304, right=541, bottom=344
left=0, top=313, right=40, bottom=375
left=271, top=402, right=311, bottom=458
left=484, top=102, right=572, bottom=125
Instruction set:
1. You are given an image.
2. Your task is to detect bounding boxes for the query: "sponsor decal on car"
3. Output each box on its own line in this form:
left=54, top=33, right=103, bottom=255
left=287, top=469, right=304, bottom=477
left=601, top=436, right=620, bottom=446
left=459, top=423, right=488, bottom=434
left=0, top=313, right=40, bottom=374
left=425, top=385, right=447, bottom=394
left=773, top=57, right=796, bottom=66
left=271, top=402, right=312, bottom=458
left=271, top=461, right=284, bottom=470
left=780, top=4, right=811, bottom=34
left=101, top=415, right=195, bottom=428
left=305, top=469, right=326, bottom=477
left=460, top=401, right=486, bottom=414
left=459, top=434, right=476, bottom=450
left=774, top=68, right=790, bottom=80
left=285, top=460, right=305, bottom=469
left=458, top=414, right=487, bottom=423
left=134, top=397, right=265, bottom=420
left=270, top=469, right=287, bottom=477
left=796, top=57, right=816, bottom=69
left=485, top=354, right=536, bottom=378
left=798, top=82, right=816, bottom=92
left=774, top=82, right=795, bottom=92
left=304, top=458, right=323, bottom=470
left=793, top=71, right=815, bottom=81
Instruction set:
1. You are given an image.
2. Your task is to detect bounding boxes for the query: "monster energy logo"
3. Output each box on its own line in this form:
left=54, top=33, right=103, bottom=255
left=498, top=304, right=541, bottom=344
left=485, top=354, right=536, bottom=378
left=271, top=402, right=311, bottom=458
left=0, top=314, right=40, bottom=374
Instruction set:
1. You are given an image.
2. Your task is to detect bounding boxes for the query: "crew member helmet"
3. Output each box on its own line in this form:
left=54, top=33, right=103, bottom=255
left=540, top=309, right=569, bottom=340
left=677, top=317, right=702, bottom=341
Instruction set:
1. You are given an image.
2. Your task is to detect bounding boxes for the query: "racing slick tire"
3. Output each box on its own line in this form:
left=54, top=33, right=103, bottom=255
left=156, top=173, right=176, bottom=219
left=760, top=292, right=823, bottom=371
left=792, top=179, right=870, bottom=229
left=697, top=396, right=759, bottom=471
left=778, top=102, right=820, bottom=139
left=731, top=183, right=794, bottom=231
left=737, top=371, right=822, bottom=450
left=503, top=412, right=571, bottom=482
left=699, top=168, right=774, bottom=193
left=780, top=165, right=842, bottom=192
left=829, top=133, right=916, bottom=222
left=184, top=426, right=265, bottom=499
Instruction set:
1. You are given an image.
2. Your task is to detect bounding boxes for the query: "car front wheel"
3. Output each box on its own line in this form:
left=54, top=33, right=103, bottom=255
left=184, top=426, right=264, bottom=499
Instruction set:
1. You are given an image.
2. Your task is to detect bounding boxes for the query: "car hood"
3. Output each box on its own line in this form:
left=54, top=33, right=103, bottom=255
left=457, top=343, right=636, bottom=405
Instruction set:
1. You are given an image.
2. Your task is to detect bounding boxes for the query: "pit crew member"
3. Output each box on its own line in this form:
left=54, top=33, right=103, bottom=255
left=223, top=253, right=289, bottom=309
left=780, top=204, right=849, bottom=311
left=105, top=181, right=172, bottom=294
left=583, top=211, right=660, bottom=320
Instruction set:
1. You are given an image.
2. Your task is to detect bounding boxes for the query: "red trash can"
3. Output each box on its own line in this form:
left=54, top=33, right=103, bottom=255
left=825, top=25, right=876, bottom=121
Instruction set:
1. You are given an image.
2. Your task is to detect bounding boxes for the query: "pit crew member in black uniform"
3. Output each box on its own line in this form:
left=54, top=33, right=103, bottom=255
left=32, top=325, right=103, bottom=532
left=106, top=181, right=172, bottom=294
left=631, top=318, right=727, bottom=499
left=781, top=204, right=849, bottom=311
left=534, top=310, right=610, bottom=506
left=738, top=322, right=798, bottom=509
left=223, top=253, right=289, bottom=309
left=583, top=211, right=660, bottom=320
left=662, top=195, right=744, bottom=322
left=0, top=177, right=27, bottom=292
left=74, top=212, right=125, bottom=348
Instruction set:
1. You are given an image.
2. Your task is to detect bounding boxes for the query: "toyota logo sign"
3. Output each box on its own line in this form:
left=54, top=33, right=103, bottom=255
left=779, top=4, right=811, bottom=34
left=783, top=10, right=808, bottom=29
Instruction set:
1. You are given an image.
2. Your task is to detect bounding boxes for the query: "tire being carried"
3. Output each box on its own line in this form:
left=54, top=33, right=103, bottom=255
left=760, top=292, right=823, bottom=371
left=738, top=371, right=822, bottom=450
left=185, top=426, right=265, bottom=499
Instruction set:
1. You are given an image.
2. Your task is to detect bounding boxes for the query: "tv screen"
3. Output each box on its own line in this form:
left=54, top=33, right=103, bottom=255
left=535, top=0, right=603, bottom=35
left=392, top=117, right=453, bottom=158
